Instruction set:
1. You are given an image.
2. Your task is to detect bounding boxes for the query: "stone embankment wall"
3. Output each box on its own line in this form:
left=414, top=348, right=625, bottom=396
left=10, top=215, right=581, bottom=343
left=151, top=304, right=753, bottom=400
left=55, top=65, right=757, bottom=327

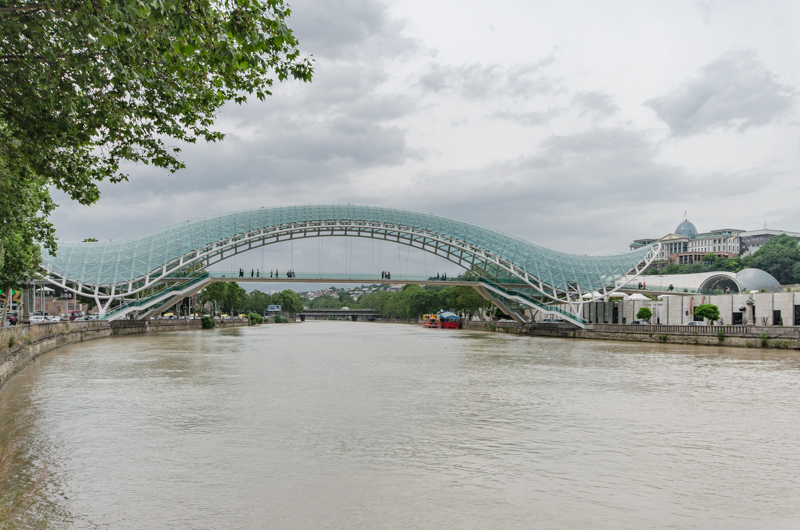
left=0, top=319, right=249, bottom=390
left=462, top=321, right=800, bottom=349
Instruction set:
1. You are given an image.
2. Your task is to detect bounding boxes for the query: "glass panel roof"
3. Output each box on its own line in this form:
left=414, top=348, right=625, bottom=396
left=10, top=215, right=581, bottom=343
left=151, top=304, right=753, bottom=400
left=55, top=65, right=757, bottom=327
left=41, top=205, right=652, bottom=291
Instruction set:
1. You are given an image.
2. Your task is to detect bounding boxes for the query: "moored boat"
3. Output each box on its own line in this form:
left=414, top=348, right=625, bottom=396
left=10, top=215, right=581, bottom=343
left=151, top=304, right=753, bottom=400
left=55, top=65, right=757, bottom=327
left=422, top=314, right=438, bottom=328
left=437, top=311, right=461, bottom=329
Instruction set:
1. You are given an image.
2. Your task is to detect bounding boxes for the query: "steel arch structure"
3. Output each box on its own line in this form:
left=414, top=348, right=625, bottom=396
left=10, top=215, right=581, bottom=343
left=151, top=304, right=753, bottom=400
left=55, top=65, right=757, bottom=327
left=40, top=205, right=660, bottom=316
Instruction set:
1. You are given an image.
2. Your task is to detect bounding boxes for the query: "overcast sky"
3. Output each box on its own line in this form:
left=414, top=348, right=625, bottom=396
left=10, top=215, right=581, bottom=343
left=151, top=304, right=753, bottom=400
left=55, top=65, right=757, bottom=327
left=49, top=0, right=800, bottom=280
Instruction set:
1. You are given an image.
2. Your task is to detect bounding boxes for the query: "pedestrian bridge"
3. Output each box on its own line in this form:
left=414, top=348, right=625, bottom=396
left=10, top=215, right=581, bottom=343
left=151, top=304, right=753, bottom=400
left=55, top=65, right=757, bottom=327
left=40, top=205, right=660, bottom=327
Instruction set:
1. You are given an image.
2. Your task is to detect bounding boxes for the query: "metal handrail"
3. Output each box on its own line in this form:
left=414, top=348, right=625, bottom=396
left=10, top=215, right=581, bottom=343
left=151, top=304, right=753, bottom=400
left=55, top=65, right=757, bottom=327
left=479, top=278, right=587, bottom=325
left=101, top=272, right=210, bottom=320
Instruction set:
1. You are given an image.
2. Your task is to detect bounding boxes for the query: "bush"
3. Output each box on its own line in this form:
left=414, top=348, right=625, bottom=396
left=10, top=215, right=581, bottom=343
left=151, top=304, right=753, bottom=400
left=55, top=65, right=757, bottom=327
left=274, top=315, right=289, bottom=323
left=759, top=332, right=770, bottom=348
left=694, top=304, right=720, bottom=324
left=658, top=334, right=668, bottom=342
left=248, top=312, right=262, bottom=325
left=716, top=329, right=725, bottom=343
left=636, top=307, right=652, bottom=321
left=201, top=315, right=215, bottom=329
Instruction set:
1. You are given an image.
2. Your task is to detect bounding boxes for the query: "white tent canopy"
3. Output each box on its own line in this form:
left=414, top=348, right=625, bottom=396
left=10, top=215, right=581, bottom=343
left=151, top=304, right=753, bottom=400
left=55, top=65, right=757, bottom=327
left=628, top=293, right=651, bottom=300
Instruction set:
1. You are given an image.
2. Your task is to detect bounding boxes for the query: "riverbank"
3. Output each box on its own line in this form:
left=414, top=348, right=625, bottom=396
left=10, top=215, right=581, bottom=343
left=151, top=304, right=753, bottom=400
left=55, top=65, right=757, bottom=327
left=0, top=318, right=250, bottom=390
left=463, top=320, right=800, bottom=349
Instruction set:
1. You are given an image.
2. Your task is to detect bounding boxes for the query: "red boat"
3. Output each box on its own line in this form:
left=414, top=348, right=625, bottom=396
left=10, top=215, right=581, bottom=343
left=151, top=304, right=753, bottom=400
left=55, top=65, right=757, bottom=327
left=437, top=311, right=461, bottom=329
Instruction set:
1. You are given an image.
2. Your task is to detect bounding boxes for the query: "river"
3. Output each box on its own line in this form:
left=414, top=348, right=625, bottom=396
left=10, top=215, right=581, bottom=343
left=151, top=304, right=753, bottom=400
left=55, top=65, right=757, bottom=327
left=1, top=322, right=799, bottom=528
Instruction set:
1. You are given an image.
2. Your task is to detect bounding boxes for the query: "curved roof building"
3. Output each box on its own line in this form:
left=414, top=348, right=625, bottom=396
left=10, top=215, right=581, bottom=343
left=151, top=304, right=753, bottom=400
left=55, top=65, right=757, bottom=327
left=618, top=268, right=781, bottom=294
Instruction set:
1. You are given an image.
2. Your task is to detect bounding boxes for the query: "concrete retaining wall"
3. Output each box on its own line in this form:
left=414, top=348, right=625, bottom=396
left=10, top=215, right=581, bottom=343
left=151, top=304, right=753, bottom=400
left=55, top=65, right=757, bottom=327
left=462, top=320, right=800, bottom=349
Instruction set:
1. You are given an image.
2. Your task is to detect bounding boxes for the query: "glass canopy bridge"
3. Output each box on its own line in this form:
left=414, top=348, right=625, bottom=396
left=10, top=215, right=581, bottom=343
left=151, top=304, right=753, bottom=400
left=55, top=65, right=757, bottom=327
left=40, top=205, right=661, bottom=327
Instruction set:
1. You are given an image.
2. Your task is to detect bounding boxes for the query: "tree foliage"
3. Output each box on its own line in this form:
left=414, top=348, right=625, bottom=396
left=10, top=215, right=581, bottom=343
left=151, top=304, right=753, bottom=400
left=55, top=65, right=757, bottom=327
left=0, top=145, right=56, bottom=295
left=273, top=289, right=303, bottom=314
left=744, top=234, right=800, bottom=285
left=649, top=255, right=746, bottom=276
left=353, top=284, right=489, bottom=320
left=0, top=0, right=312, bottom=206
left=0, top=230, right=41, bottom=325
left=0, top=0, right=312, bottom=290
left=242, top=289, right=271, bottom=315
left=694, top=304, right=720, bottom=324
left=309, top=295, right=342, bottom=310
left=198, top=281, right=247, bottom=314
left=636, top=307, right=652, bottom=321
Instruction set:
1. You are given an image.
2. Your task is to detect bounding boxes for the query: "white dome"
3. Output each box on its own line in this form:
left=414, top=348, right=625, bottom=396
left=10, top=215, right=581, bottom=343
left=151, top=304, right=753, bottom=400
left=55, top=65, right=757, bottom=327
left=735, top=268, right=781, bottom=292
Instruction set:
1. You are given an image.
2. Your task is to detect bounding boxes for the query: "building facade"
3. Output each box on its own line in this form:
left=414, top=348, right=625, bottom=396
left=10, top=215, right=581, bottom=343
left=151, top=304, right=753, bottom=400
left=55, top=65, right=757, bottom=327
left=631, top=219, right=800, bottom=265
left=584, top=292, right=800, bottom=327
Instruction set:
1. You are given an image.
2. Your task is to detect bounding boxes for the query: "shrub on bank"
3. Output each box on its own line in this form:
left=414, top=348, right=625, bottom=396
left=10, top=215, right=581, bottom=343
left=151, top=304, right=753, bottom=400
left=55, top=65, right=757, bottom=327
left=273, top=315, right=289, bottom=323
left=248, top=313, right=262, bottom=325
left=201, top=315, right=215, bottom=329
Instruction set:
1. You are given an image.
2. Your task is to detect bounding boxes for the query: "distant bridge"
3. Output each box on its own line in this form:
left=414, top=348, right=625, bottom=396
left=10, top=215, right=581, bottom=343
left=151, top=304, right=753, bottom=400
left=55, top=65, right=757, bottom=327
left=39, top=205, right=661, bottom=327
left=301, top=309, right=381, bottom=321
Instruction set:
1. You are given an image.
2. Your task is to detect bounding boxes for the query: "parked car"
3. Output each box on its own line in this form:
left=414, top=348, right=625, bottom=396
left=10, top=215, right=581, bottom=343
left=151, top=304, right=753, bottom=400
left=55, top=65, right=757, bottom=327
left=68, top=310, right=84, bottom=321
left=46, top=315, right=61, bottom=322
left=685, top=321, right=707, bottom=326
left=30, top=315, right=46, bottom=323
left=630, top=320, right=651, bottom=325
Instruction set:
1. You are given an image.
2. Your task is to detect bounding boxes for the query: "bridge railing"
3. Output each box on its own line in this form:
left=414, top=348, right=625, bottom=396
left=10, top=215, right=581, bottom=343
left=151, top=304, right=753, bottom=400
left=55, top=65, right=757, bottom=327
left=479, top=278, right=587, bottom=325
left=206, top=271, right=482, bottom=283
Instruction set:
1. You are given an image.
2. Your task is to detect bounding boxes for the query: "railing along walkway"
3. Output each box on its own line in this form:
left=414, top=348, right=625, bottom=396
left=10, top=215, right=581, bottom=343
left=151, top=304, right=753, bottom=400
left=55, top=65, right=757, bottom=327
left=590, top=324, right=800, bottom=337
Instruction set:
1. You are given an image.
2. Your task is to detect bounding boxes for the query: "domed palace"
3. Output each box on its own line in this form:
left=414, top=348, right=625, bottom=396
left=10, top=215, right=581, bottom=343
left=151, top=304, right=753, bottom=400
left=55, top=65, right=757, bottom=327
left=630, top=217, right=800, bottom=266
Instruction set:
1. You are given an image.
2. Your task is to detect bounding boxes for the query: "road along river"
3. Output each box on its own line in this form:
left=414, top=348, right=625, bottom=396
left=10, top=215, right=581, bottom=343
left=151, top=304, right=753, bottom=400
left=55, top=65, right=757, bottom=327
left=1, top=321, right=799, bottom=528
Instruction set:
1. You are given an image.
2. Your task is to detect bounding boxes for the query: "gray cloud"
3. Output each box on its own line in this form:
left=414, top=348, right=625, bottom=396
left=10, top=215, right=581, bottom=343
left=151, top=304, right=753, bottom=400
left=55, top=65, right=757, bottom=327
left=392, top=128, right=762, bottom=254
left=573, top=91, right=620, bottom=120
left=494, top=107, right=561, bottom=126
left=645, top=50, right=795, bottom=136
left=418, top=57, right=560, bottom=100
left=289, top=0, right=416, bottom=60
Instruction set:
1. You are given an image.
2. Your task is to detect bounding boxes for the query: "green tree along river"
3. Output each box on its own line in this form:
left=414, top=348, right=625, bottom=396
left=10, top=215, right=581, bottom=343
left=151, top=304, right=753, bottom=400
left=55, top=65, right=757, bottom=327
left=2, top=323, right=800, bottom=528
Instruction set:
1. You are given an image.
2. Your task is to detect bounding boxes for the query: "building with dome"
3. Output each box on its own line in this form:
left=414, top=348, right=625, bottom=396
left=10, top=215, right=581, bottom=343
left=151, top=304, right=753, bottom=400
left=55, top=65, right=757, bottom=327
left=631, top=218, right=743, bottom=265
left=631, top=218, right=800, bottom=267
left=675, top=219, right=698, bottom=239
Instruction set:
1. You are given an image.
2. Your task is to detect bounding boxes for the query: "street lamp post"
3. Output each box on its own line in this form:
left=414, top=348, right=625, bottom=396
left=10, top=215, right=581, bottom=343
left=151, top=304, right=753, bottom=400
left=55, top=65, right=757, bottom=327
left=21, top=275, right=31, bottom=325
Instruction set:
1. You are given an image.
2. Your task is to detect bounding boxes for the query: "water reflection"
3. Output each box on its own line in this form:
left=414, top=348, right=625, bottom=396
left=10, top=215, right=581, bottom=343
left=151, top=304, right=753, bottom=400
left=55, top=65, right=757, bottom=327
left=2, top=322, right=800, bottom=529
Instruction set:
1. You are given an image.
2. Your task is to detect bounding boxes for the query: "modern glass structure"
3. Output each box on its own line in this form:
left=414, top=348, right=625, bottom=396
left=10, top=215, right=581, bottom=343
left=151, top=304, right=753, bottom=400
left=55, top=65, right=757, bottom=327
left=41, top=205, right=660, bottom=323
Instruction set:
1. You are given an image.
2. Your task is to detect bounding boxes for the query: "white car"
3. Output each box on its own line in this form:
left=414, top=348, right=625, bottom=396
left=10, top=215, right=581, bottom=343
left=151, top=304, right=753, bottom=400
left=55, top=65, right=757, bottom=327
left=30, top=315, right=46, bottom=323
left=46, top=315, right=61, bottom=322
left=685, top=321, right=707, bottom=326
